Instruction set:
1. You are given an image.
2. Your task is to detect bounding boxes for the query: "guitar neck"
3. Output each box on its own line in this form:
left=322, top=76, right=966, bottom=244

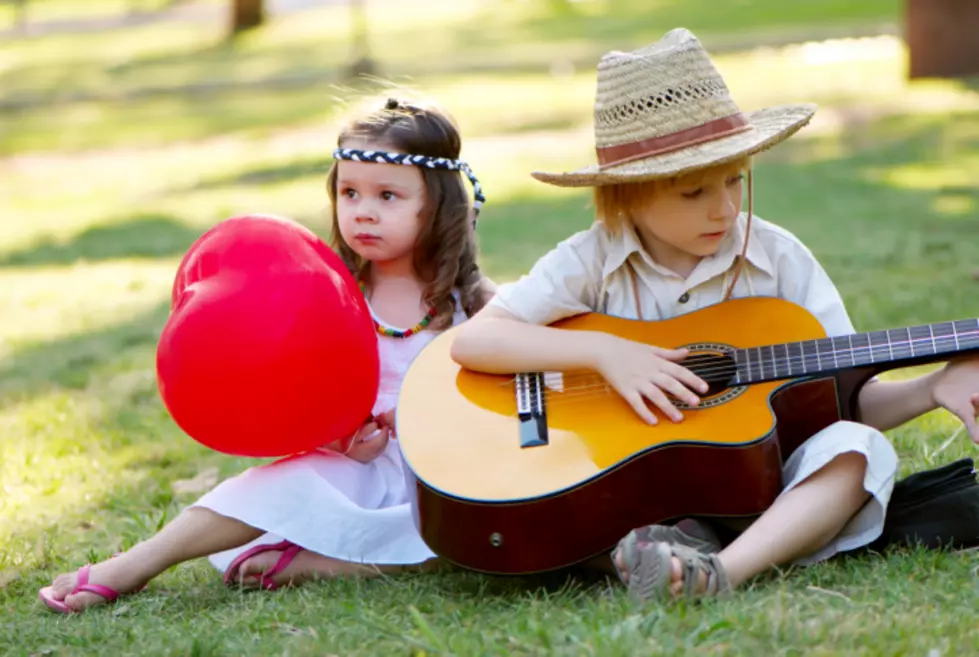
left=731, top=318, right=979, bottom=385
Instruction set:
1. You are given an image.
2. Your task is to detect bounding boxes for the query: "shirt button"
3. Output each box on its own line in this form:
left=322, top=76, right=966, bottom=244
left=678, top=292, right=690, bottom=304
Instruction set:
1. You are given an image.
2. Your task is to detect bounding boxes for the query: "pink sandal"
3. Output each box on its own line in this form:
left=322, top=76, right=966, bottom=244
left=38, top=553, right=146, bottom=614
left=38, top=564, right=122, bottom=614
left=222, top=540, right=303, bottom=590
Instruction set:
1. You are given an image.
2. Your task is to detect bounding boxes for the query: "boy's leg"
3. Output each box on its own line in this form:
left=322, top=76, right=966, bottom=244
left=616, top=451, right=871, bottom=596
left=48, top=507, right=263, bottom=611
left=716, top=451, right=870, bottom=589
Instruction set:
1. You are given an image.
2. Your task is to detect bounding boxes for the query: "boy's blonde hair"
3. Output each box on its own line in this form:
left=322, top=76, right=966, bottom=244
left=592, top=156, right=752, bottom=233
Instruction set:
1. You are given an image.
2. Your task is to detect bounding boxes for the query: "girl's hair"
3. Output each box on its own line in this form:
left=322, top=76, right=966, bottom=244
left=326, top=98, right=484, bottom=328
left=592, top=156, right=752, bottom=234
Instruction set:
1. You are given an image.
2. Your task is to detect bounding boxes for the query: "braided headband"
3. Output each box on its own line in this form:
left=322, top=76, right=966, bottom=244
left=332, top=148, right=485, bottom=226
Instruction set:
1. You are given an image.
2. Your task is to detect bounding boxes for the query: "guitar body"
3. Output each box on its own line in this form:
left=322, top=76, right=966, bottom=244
left=396, top=297, right=873, bottom=574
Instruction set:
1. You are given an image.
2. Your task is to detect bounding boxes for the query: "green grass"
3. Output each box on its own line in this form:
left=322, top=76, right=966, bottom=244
left=3, top=3, right=979, bottom=654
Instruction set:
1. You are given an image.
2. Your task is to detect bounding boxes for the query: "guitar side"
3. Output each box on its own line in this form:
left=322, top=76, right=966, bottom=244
left=397, top=297, right=845, bottom=574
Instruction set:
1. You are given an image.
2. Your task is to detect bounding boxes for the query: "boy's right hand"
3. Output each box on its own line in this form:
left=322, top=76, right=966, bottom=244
left=591, top=333, right=708, bottom=425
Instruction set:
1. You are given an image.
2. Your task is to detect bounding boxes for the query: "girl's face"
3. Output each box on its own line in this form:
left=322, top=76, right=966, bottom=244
left=335, top=139, right=427, bottom=270
left=630, top=162, right=745, bottom=278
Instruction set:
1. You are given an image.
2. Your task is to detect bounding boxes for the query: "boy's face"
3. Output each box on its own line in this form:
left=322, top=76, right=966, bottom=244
left=629, top=162, right=745, bottom=277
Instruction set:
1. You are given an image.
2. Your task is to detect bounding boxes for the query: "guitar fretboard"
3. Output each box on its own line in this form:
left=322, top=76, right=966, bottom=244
left=731, top=318, right=979, bottom=385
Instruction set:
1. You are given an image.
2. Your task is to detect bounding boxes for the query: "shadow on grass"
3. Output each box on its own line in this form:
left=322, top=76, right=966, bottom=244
left=0, top=213, right=205, bottom=268
left=182, top=155, right=336, bottom=193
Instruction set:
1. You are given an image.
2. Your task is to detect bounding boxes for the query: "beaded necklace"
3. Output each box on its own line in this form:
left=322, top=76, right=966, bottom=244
left=358, top=281, right=437, bottom=339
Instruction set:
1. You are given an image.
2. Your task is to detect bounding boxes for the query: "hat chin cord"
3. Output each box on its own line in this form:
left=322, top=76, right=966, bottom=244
left=722, top=168, right=753, bottom=302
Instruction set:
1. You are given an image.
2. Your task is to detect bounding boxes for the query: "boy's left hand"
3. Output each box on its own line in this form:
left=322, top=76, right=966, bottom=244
left=932, top=357, right=979, bottom=443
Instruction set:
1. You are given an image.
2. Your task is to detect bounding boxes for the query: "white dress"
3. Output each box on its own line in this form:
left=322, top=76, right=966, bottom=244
left=193, top=297, right=468, bottom=571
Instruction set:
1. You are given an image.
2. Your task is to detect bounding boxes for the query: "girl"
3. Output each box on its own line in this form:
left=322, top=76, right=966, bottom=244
left=39, top=97, right=495, bottom=613
left=451, top=29, right=979, bottom=603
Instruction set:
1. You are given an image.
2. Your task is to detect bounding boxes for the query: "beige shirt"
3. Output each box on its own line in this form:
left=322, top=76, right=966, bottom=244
left=489, top=213, right=856, bottom=337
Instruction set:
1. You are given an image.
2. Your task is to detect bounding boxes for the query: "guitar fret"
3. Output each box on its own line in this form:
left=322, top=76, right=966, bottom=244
left=832, top=336, right=852, bottom=368
left=932, top=322, right=956, bottom=356
left=868, top=330, right=891, bottom=363
left=787, top=341, right=802, bottom=376
left=957, top=319, right=979, bottom=348
left=894, top=327, right=913, bottom=359
left=815, top=338, right=832, bottom=372
left=851, top=332, right=870, bottom=367
left=909, top=325, right=934, bottom=357
left=728, top=317, right=976, bottom=388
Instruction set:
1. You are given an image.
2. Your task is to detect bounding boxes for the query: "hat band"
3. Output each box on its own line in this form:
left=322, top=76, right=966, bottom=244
left=596, top=113, right=751, bottom=169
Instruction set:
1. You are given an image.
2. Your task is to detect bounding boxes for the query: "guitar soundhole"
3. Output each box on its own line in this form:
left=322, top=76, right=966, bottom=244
left=672, top=342, right=747, bottom=410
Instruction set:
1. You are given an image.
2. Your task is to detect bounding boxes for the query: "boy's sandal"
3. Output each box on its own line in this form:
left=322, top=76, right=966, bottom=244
left=615, top=540, right=730, bottom=603
left=623, top=518, right=723, bottom=555
left=222, top=540, right=303, bottom=591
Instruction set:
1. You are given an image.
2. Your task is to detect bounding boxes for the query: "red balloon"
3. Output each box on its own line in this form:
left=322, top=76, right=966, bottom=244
left=156, top=214, right=379, bottom=457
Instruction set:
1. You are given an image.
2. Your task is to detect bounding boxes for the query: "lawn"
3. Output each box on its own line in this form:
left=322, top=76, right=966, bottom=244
left=2, top=1, right=979, bottom=654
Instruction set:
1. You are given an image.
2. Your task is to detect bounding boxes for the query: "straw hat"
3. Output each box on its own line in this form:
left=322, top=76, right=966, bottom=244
left=532, top=28, right=816, bottom=187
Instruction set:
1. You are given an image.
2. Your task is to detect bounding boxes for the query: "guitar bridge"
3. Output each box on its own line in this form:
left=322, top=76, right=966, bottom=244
left=515, top=372, right=548, bottom=448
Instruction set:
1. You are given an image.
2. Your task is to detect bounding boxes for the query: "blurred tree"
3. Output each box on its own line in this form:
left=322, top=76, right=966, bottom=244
left=12, top=0, right=27, bottom=33
left=231, top=0, right=264, bottom=35
left=345, top=0, right=377, bottom=79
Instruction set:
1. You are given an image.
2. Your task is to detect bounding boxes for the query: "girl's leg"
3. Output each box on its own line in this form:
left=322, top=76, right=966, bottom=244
left=234, top=549, right=443, bottom=588
left=48, top=507, right=263, bottom=611
left=616, top=451, right=872, bottom=597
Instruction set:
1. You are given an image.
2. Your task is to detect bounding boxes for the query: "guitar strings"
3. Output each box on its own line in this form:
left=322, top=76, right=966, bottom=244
left=505, top=330, right=979, bottom=407
left=587, top=330, right=979, bottom=382
left=501, top=328, right=979, bottom=390
left=538, top=330, right=978, bottom=386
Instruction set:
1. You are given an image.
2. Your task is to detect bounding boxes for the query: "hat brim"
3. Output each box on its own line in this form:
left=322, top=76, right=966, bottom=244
left=531, top=103, right=816, bottom=187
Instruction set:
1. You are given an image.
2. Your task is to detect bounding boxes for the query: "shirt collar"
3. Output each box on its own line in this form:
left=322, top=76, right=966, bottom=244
left=602, top=212, right=774, bottom=285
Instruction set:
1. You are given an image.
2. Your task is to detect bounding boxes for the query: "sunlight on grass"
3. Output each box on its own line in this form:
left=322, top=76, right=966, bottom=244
left=931, top=195, right=976, bottom=217
left=871, top=157, right=979, bottom=191
left=0, top=393, right=154, bottom=557
left=0, top=262, right=176, bottom=348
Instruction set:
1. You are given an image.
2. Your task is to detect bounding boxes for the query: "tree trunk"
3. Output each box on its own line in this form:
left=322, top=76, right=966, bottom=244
left=906, top=0, right=979, bottom=78
left=230, top=0, right=264, bottom=35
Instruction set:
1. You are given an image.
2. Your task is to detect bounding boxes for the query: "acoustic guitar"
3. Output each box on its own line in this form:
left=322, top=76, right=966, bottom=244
left=396, top=296, right=979, bottom=575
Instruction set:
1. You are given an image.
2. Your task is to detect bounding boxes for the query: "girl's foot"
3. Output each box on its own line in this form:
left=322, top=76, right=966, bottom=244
left=40, top=552, right=151, bottom=613
left=226, top=541, right=425, bottom=590
left=234, top=546, right=317, bottom=589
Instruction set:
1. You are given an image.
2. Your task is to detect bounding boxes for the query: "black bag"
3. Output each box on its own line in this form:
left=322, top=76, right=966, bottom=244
left=869, top=457, right=979, bottom=551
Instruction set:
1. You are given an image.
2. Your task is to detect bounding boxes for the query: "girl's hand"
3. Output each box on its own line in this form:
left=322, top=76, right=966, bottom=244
left=592, top=333, right=708, bottom=425
left=345, top=421, right=392, bottom=463
left=932, top=357, right=979, bottom=443
left=373, top=408, right=396, bottom=433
